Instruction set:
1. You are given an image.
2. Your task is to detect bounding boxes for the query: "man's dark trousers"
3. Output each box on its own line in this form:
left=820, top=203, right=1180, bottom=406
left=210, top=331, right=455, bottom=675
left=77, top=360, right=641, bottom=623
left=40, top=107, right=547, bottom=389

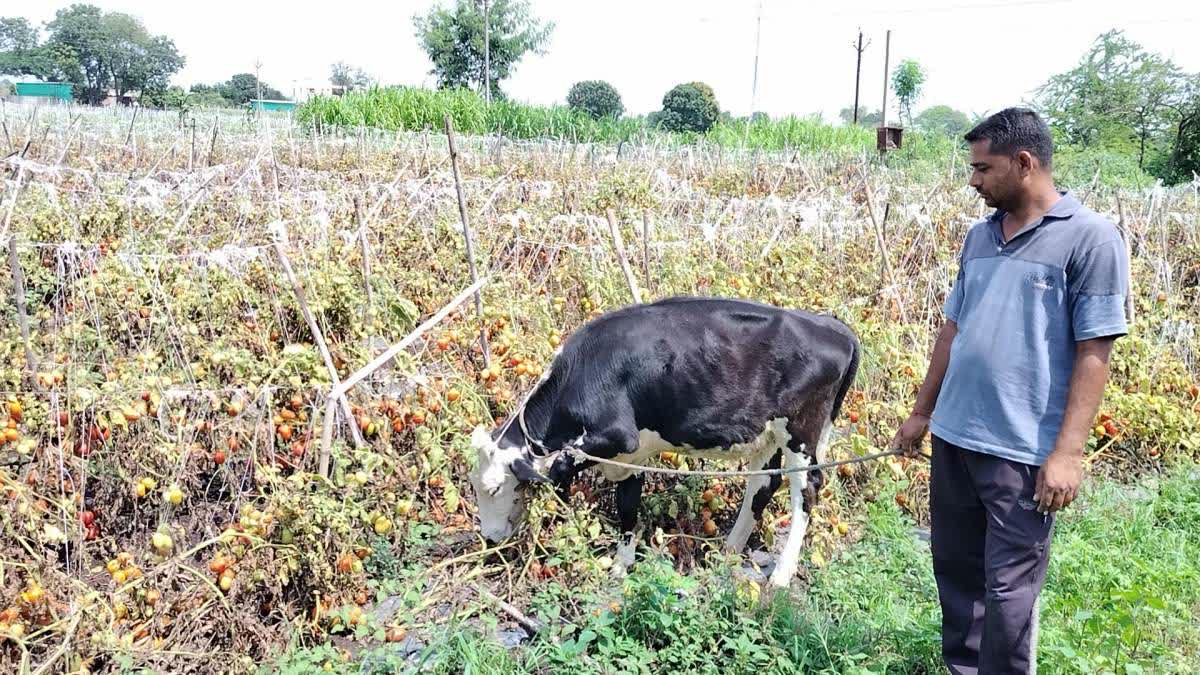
left=930, top=435, right=1056, bottom=675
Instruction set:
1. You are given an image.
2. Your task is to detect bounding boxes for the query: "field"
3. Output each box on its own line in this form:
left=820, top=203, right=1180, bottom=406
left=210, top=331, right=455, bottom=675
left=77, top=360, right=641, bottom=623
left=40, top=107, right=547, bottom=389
left=0, top=102, right=1198, bottom=674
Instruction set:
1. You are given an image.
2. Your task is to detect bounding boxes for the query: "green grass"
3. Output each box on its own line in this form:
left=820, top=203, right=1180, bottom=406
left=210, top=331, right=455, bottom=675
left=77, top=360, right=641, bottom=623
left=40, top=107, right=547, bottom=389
left=296, top=85, right=945, bottom=157
left=296, top=86, right=650, bottom=144
left=296, top=85, right=1155, bottom=188
left=270, top=465, right=1200, bottom=674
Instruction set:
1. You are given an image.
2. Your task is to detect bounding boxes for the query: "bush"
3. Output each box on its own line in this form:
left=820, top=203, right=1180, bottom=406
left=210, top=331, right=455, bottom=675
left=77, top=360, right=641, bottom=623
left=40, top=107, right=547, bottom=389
left=659, top=82, right=720, bottom=133
left=567, top=80, right=624, bottom=120
left=914, top=105, right=971, bottom=138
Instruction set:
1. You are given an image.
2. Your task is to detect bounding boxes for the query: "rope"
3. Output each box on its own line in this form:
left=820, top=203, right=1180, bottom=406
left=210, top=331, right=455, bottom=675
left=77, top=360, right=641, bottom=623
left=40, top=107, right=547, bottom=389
left=508, top=357, right=914, bottom=479
left=565, top=445, right=909, bottom=478
left=516, top=398, right=552, bottom=456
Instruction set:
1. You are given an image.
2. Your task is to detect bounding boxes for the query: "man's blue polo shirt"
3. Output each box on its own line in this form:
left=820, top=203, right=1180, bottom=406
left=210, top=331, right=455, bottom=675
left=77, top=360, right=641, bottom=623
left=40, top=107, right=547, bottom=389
left=931, top=191, right=1130, bottom=466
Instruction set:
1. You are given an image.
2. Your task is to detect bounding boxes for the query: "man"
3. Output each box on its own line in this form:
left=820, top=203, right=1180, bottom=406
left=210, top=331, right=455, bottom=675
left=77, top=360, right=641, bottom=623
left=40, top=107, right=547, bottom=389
left=891, top=107, right=1130, bottom=674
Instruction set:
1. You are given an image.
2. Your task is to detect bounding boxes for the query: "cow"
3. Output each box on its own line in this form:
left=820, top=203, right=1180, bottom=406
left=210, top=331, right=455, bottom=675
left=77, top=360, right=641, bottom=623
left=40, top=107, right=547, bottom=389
left=467, top=296, right=860, bottom=589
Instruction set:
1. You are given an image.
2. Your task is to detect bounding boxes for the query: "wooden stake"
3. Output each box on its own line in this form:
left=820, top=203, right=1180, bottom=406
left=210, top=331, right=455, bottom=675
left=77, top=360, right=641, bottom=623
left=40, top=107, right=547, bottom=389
left=474, top=585, right=546, bottom=636
left=207, top=121, right=218, bottom=167
left=320, top=277, right=488, bottom=477
left=354, top=195, right=373, bottom=327
left=123, top=105, right=139, bottom=156
left=605, top=209, right=643, bottom=304
left=1116, top=194, right=1136, bottom=325
left=759, top=211, right=788, bottom=260
left=272, top=242, right=364, bottom=450
left=641, top=210, right=653, bottom=295
left=7, top=237, right=35, bottom=380
left=860, top=171, right=908, bottom=324
left=443, top=114, right=490, bottom=367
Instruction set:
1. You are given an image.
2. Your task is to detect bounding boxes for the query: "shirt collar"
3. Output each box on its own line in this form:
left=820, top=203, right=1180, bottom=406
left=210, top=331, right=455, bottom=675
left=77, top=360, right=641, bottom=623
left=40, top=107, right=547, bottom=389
left=988, top=190, right=1080, bottom=243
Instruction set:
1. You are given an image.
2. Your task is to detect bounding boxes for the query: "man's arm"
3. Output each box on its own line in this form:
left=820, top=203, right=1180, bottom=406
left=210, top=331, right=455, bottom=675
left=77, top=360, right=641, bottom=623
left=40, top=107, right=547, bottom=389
left=1034, top=337, right=1116, bottom=513
left=892, top=320, right=957, bottom=455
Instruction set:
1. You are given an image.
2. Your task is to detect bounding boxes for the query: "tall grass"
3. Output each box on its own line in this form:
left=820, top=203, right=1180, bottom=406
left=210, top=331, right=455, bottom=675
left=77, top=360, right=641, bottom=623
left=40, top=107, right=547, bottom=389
left=706, top=114, right=874, bottom=153
left=297, top=85, right=1155, bottom=187
left=297, top=86, right=651, bottom=144
left=297, top=85, right=935, bottom=156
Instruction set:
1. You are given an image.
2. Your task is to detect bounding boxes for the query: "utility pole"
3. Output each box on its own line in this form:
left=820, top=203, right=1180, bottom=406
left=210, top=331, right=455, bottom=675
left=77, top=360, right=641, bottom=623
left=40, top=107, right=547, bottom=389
left=880, top=30, right=891, bottom=130
left=750, top=0, right=763, bottom=116
left=480, top=0, right=489, bottom=103
left=852, top=28, right=868, bottom=125
left=254, top=58, right=263, bottom=120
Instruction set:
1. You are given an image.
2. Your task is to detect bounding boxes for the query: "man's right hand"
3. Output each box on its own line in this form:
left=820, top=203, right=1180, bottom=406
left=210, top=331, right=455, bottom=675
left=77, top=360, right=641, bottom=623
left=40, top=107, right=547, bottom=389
left=891, top=412, right=931, bottom=458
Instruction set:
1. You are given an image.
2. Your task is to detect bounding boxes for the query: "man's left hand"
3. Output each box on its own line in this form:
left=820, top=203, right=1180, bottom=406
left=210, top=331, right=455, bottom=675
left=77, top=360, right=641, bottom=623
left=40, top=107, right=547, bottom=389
left=1034, top=451, right=1083, bottom=514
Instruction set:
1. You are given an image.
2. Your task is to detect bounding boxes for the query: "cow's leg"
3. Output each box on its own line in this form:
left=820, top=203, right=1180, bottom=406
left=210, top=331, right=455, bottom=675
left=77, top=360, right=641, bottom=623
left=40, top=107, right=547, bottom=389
left=751, top=451, right=784, bottom=523
left=565, top=424, right=643, bottom=576
left=769, top=418, right=832, bottom=589
left=768, top=447, right=812, bottom=589
left=612, top=473, right=644, bottom=576
left=725, top=450, right=779, bottom=554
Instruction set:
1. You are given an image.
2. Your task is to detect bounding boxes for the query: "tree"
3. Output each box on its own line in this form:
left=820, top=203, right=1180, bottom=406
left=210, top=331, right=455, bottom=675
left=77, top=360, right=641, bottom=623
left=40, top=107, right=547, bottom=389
left=220, top=73, right=284, bottom=104
left=658, top=82, right=720, bottom=133
left=1161, top=76, right=1200, bottom=184
left=915, top=105, right=970, bottom=137
left=45, top=5, right=109, bottom=103
left=44, top=4, right=184, bottom=105
left=0, top=17, right=57, bottom=78
left=413, top=0, right=553, bottom=100
left=838, top=105, right=881, bottom=126
left=101, top=13, right=183, bottom=100
left=330, top=61, right=373, bottom=91
left=567, top=80, right=623, bottom=119
left=0, top=17, right=37, bottom=53
left=187, top=83, right=236, bottom=108
left=890, top=59, right=925, bottom=125
left=1036, top=30, right=1184, bottom=169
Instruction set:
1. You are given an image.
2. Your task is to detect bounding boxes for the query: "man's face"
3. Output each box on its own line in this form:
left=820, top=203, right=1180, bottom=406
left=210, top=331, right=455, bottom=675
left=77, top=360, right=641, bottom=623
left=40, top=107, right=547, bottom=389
left=968, top=139, right=1022, bottom=211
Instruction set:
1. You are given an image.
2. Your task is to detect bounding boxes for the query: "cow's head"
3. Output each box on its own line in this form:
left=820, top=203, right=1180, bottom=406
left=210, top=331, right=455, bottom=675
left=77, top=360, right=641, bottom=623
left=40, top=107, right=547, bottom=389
left=467, top=424, right=551, bottom=542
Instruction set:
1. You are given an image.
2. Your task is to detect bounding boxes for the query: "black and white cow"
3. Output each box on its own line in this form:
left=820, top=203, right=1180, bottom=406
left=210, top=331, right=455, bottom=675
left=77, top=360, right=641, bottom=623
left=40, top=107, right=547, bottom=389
left=467, top=296, right=860, bottom=588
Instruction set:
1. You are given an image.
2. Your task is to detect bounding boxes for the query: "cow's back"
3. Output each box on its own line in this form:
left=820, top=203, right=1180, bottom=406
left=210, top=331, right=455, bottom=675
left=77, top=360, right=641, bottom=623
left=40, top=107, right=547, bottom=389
left=525, top=297, right=857, bottom=452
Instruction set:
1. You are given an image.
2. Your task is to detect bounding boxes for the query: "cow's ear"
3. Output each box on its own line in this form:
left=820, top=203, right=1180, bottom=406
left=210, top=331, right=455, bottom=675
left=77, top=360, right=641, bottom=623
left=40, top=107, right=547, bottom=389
left=470, top=425, right=495, bottom=461
left=511, top=457, right=550, bottom=484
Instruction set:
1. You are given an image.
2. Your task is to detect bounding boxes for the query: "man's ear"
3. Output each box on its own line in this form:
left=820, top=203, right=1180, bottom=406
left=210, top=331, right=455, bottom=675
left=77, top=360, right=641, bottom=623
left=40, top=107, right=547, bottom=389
left=511, top=456, right=551, bottom=484
left=1015, top=149, right=1035, bottom=176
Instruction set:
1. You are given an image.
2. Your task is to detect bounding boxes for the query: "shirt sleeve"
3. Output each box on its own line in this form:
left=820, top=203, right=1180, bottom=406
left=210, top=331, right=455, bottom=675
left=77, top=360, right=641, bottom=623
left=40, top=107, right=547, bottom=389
left=1069, top=239, right=1130, bottom=341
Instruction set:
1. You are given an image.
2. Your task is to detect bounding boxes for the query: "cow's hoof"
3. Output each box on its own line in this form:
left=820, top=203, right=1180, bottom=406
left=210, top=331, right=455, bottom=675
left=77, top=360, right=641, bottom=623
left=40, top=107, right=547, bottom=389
left=615, top=542, right=636, bottom=568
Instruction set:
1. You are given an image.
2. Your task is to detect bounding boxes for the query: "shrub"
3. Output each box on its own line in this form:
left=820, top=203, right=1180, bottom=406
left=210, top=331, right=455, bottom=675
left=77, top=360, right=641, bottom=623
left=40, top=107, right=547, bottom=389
left=659, top=82, right=720, bottom=133
left=567, top=80, right=624, bottom=120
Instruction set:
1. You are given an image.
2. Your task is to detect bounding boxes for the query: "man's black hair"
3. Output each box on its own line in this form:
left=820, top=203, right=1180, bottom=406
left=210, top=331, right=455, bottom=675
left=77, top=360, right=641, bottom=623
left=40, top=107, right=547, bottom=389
left=964, top=107, right=1053, bottom=168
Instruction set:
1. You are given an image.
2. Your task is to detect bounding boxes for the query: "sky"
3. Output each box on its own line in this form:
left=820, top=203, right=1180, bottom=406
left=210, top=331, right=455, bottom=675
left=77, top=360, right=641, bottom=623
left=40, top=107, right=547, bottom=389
left=16, top=0, right=1200, bottom=123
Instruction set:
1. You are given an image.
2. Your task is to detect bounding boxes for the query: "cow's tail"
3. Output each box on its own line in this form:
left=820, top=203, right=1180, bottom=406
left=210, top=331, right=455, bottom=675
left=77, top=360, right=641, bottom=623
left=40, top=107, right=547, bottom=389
left=829, top=333, right=860, bottom=423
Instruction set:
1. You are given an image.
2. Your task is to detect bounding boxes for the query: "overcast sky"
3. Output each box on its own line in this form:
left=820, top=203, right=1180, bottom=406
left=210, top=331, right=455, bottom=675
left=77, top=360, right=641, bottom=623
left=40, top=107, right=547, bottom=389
left=18, top=0, right=1200, bottom=122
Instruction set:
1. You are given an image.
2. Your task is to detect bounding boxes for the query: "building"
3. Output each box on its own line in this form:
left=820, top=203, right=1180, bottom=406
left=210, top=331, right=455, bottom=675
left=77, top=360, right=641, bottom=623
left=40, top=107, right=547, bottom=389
left=248, top=99, right=297, bottom=112
left=12, top=81, right=73, bottom=104
left=290, top=78, right=346, bottom=104
left=100, top=89, right=140, bottom=107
